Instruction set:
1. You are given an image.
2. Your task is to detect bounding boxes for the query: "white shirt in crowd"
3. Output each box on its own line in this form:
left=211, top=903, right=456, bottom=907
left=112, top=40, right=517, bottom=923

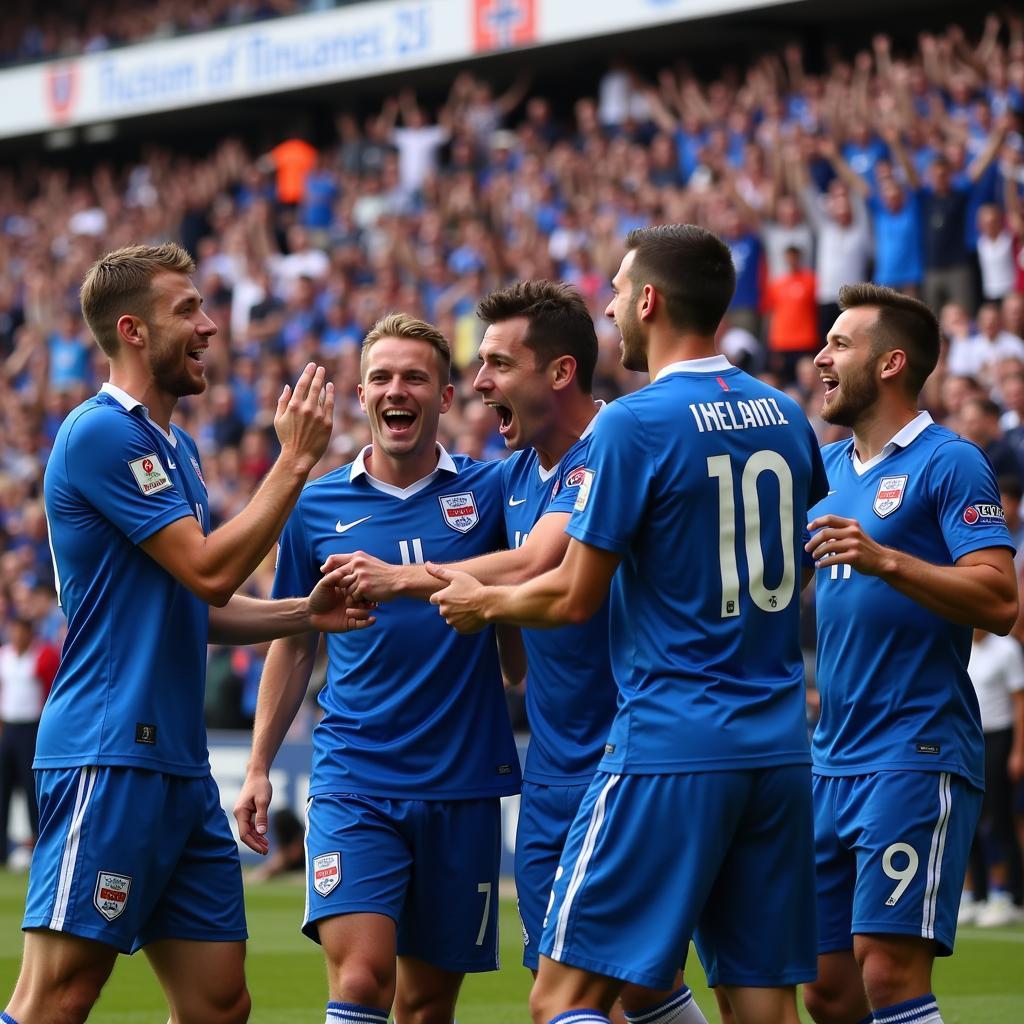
left=967, top=633, right=1024, bottom=733
left=801, top=188, right=872, bottom=304
left=0, top=643, right=46, bottom=723
left=947, top=331, right=1024, bottom=379
left=976, top=230, right=1017, bottom=301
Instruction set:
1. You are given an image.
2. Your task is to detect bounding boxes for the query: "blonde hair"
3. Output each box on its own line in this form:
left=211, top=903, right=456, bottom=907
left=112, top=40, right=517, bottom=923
left=80, top=242, right=196, bottom=357
left=360, top=312, right=452, bottom=383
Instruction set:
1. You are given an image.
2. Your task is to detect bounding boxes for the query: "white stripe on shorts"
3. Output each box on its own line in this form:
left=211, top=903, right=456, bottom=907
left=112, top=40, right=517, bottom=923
left=49, top=766, right=98, bottom=932
left=550, top=773, right=620, bottom=961
left=921, top=771, right=952, bottom=940
left=302, top=797, right=313, bottom=931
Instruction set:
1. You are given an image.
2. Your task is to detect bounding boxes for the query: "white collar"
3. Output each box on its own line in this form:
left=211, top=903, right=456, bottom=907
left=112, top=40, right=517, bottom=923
left=655, top=355, right=732, bottom=381
left=852, top=411, right=932, bottom=475
left=537, top=400, right=606, bottom=482
left=100, top=382, right=177, bottom=445
left=349, top=443, right=458, bottom=500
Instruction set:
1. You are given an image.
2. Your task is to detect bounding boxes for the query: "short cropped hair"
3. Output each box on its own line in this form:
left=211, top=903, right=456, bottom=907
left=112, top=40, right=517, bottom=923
left=476, top=280, right=597, bottom=393
left=80, top=242, right=196, bottom=357
left=838, top=283, right=940, bottom=397
left=361, top=312, right=452, bottom=384
left=625, top=224, right=736, bottom=335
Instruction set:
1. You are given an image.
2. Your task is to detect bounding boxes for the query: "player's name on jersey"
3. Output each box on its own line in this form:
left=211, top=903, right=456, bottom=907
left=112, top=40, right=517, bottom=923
left=688, top=397, right=790, bottom=433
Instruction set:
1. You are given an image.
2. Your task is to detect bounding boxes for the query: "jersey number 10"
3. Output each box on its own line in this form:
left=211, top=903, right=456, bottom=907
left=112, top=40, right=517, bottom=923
left=707, top=451, right=795, bottom=618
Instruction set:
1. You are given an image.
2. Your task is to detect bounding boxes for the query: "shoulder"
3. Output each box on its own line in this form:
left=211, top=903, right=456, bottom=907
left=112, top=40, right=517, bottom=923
left=59, top=399, right=142, bottom=452
left=298, top=464, right=354, bottom=506
left=450, top=454, right=505, bottom=479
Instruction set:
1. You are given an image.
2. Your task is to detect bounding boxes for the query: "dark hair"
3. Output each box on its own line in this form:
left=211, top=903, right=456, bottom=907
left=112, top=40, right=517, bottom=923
left=477, top=280, right=597, bottom=393
left=997, top=475, right=1023, bottom=502
left=624, top=224, right=736, bottom=335
left=962, top=395, right=1002, bottom=420
left=838, top=283, right=940, bottom=397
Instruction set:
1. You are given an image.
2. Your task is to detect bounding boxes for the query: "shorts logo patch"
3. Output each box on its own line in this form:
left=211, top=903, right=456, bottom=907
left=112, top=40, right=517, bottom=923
left=129, top=453, right=172, bottom=495
left=872, top=475, right=908, bottom=518
left=565, top=464, right=588, bottom=489
left=962, top=503, right=1004, bottom=526
left=574, top=470, right=595, bottom=512
left=312, top=852, right=341, bottom=897
left=439, top=491, right=479, bottom=533
left=94, top=871, right=131, bottom=921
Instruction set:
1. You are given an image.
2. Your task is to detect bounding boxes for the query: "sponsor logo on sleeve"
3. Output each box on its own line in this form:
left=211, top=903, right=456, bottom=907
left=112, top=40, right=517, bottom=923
left=312, top=852, right=341, bottom=897
left=128, top=454, right=173, bottom=496
left=189, top=455, right=206, bottom=489
left=573, top=470, right=595, bottom=512
left=872, top=475, right=908, bottom=518
left=439, top=491, right=480, bottom=533
left=94, top=871, right=131, bottom=921
left=564, top=464, right=588, bottom=489
left=962, top=503, right=1005, bottom=526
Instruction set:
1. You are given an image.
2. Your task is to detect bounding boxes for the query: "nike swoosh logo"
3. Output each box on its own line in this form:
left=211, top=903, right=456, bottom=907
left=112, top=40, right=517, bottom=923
left=167, top=460, right=176, bottom=469
left=827, top=490, right=836, bottom=495
left=508, top=497, right=527, bottom=507
left=336, top=515, right=373, bottom=534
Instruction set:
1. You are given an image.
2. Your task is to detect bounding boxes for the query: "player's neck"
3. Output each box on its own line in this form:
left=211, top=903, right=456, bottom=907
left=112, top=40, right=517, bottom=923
left=852, top=399, right=920, bottom=464
left=363, top=443, right=440, bottom=489
left=106, top=367, right=177, bottom=431
left=532, top=396, right=600, bottom=471
left=645, top=330, right=718, bottom=381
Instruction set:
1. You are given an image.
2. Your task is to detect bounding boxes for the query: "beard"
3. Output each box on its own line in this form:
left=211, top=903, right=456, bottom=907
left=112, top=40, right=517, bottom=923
left=821, top=363, right=879, bottom=427
left=148, top=336, right=205, bottom=398
left=618, top=305, right=648, bottom=373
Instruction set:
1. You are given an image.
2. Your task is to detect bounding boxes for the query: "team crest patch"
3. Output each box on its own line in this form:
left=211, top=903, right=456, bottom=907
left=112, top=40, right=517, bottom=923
left=312, top=852, right=341, bottom=897
left=963, top=503, right=1005, bottom=526
left=439, top=491, right=480, bottom=533
left=128, top=453, right=172, bottom=496
left=565, top=464, right=587, bottom=489
left=574, top=470, right=595, bottom=512
left=94, top=871, right=131, bottom=921
left=872, top=475, right=907, bottom=518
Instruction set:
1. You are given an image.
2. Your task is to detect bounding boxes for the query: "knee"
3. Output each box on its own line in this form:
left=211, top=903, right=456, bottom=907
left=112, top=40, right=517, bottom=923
left=330, top=957, right=394, bottom=1011
left=802, top=980, right=852, bottom=1024
left=182, top=981, right=251, bottom=1024
left=857, top=947, right=911, bottom=1008
left=528, top=982, right=558, bottom=1024
left=41, top=973, right=106, bottom=1024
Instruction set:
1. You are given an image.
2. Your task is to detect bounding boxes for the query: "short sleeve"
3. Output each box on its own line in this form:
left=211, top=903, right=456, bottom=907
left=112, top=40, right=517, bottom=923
left=566, top=401, right=653, bottom=553
left=64, top=407, right=193, bottom=544
left=928, top=439, right=1015, bottom=562
left=271, top=501, right=317, bottom=601
left=547, top=446, right=592, bottom=516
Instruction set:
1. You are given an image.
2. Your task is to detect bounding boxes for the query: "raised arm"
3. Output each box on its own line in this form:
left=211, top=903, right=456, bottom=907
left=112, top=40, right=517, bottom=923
left=141, top=363, right=334, bottom=606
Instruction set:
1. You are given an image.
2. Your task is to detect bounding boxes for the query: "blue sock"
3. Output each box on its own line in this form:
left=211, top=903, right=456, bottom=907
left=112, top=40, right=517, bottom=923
left=1, top=1012, right=22, bottom=1024
left=873, top=994, right=942, bottom=1024
left=325, top=1001, right=388, bottom=1024
left=624, top=984, right=706, bottom=1023
left=547, top=1012, right=612, bottom=1024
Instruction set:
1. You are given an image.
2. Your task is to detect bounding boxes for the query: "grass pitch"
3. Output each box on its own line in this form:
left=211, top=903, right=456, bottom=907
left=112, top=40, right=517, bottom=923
left=0, top=870, right=1021, bottom=1022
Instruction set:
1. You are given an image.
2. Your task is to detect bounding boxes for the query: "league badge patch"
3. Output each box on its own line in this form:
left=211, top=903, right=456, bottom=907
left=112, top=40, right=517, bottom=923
left=128, top=454, right=172, bottom=496
left=564, top=465, right=587, bottom=489
left=574, top=470, right=595, bottom=512
left=872, top=475, right=907, bottom=518
left=94, top=871, right=131, bottom=921
left=312, top=852, right=341, bottom=897
left=962, top=503, right=1005, bottom=526
left=439, top=491, right=480, bottom=533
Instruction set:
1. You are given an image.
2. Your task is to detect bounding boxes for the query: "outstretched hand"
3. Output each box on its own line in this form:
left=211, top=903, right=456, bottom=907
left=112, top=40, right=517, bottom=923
left=308, top=564, right=377, bottom=633
left=427, top=563, right=490, bottom=634
left=274, top=362, right=335, bottom=474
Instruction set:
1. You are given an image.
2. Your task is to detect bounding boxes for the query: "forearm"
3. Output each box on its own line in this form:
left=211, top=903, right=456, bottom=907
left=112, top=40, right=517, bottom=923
left=476, top=565, right=585, bottom=630
left=247, top=636, right=316, bottom=775
left=209, top=594, right=314, bottom=645
left=878, top=549, right=1017, bottom=633
left=199, top=457, right=311, bottom=597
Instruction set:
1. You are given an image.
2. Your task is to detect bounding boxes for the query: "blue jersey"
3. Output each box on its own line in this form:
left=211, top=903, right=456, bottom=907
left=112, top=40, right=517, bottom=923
left=810, top=416, right=1014, bottom=790
left=39, top=385, right=210, bottom=776
left=567, top=356, right=828, bottom=774
left=272, top=446, right=521, bottom=800
left=501, top=416, right=619, bottom=784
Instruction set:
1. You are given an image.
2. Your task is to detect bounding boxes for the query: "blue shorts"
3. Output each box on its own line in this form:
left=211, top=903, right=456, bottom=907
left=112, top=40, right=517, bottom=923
left=24, top=767, right=245, bottom=953
left=303, top=793, right=501, bottom=973
left=515, top=780, right=590, bottom=970
left=813, top=771, right=982, bottom=956
left=539, top=767, right=817, bottom=989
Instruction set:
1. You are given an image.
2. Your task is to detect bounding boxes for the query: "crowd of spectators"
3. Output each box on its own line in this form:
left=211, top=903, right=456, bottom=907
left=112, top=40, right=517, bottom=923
left=1, top=12, right=1024, bottom=732
left=0, top=1, right=356, bottom=68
